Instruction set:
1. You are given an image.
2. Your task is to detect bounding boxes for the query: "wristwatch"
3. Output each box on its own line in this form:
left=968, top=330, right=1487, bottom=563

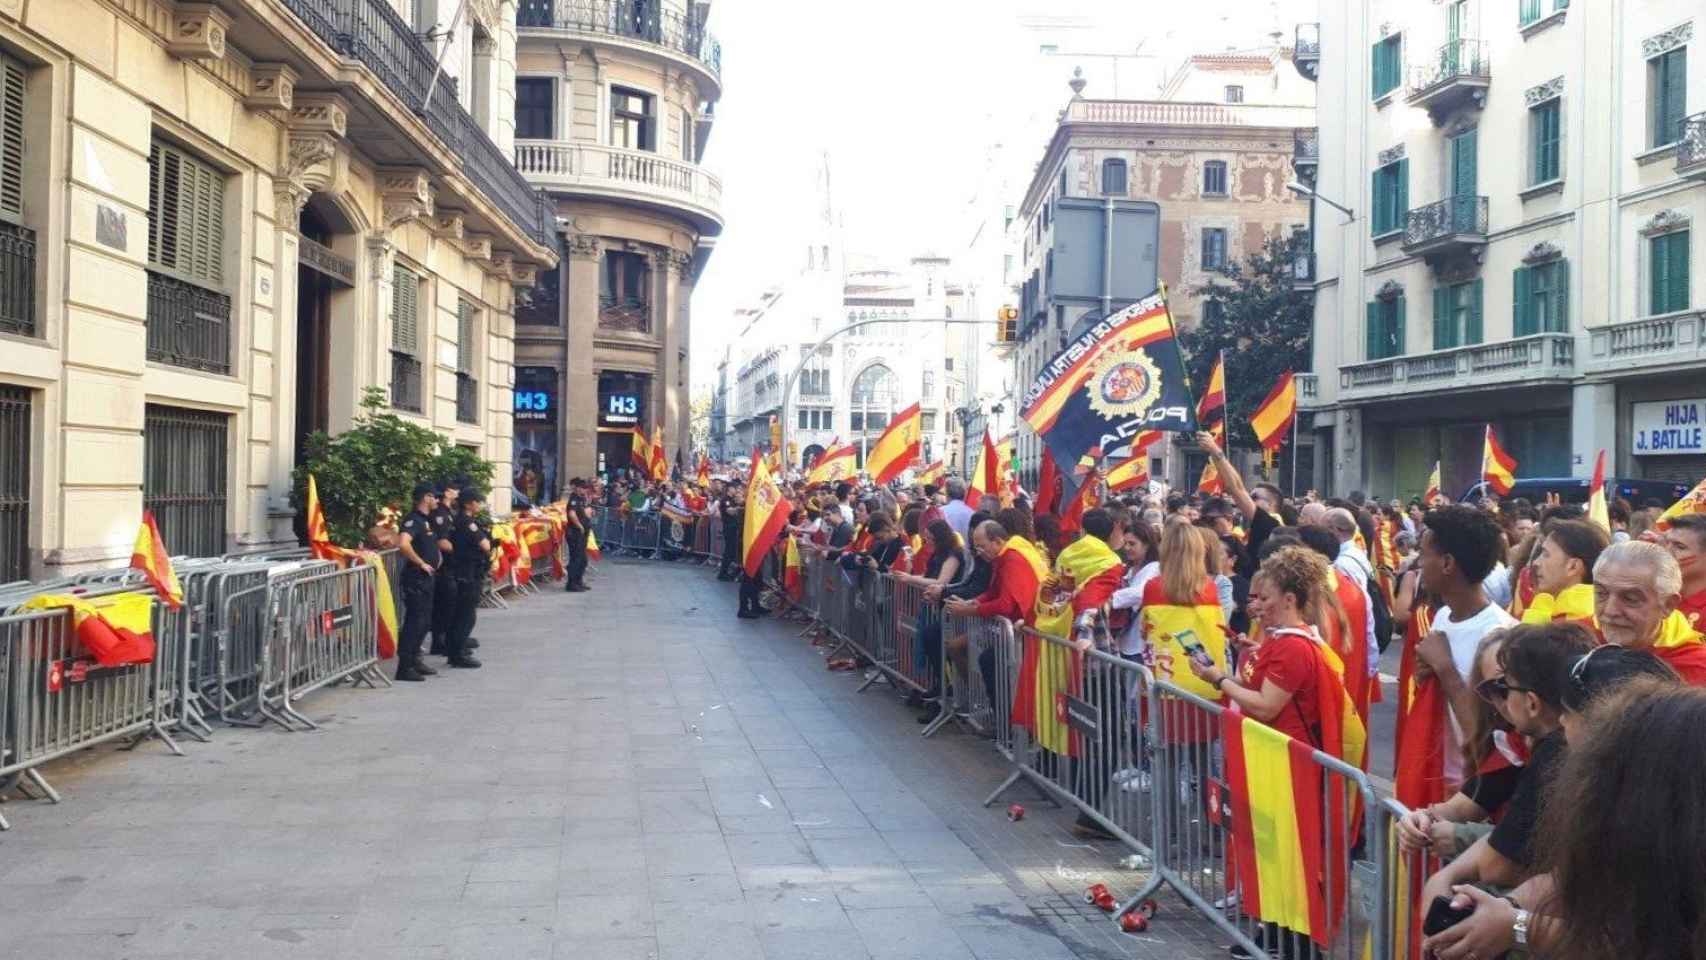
left=1512, top=907, right=1532, bottom=946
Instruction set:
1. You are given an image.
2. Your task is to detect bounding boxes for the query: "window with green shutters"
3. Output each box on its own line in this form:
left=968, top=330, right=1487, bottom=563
left=1371, top=158, right=1408, bottom=237
left=1432, top=279, right=1483, bottom=349
left=1366, top=296, right=1406, bottom=360
left=1649, top=47, right=1687, bottom=149
left=1650, top=231, right=1691, bottom=315
left=1531, top=99, right=1561, bottom=183
left=147, top=141, right=225, bottom=288
left=455, top=298, right=475, bottom=373
left=1514, top=260, right=1569, bottom=336
left=1372, top=35, right=1402, bottom=100
left=0, top=52, right=24, bottom=223
left=391, top=264, right=419, bottom=354
left=1518, top=0, right=1542, bottom=26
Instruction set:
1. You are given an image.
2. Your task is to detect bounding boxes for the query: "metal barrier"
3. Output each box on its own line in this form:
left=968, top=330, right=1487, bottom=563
left=936, top=610, right=1011, bottom=741
left=857, top=575, right=937, bottom=700
left=1377, top=797, right=1440, bottom=960
left=260, top=564, right=387, bottom=731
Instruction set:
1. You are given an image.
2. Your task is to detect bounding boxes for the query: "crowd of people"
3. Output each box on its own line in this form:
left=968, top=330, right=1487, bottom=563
left=578, top=442, right=1706, bottom=958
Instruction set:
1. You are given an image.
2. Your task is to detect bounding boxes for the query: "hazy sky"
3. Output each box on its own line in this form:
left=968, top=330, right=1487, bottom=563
left=690, top=0, right=1318, bottom=389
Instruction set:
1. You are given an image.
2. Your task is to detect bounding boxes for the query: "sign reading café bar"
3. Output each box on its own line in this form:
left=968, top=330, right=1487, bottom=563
left=1632, top=398, right=1706, bottom=456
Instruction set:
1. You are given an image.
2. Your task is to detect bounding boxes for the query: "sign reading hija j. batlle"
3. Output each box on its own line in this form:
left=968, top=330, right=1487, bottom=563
left=1633, top=399, right=1706, bottom=455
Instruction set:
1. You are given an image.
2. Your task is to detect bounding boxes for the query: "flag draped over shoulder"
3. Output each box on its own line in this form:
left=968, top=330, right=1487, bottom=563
left=743, top=452, right=792, bottom=578
left=1521, top=583, right=1597, bottom=634
left=1656, top=476, right=1706, bottom=531
left=1015, top=535, right=1125, bottom=756
left=20, top=592, right=156, bottom=666
left=1481, top=425, right=1517, bottom=496
left=1021, top=292, right=1198, bottom=470
left=806, top=440, right=856, bottom=486
left=866, top=404, right=921, bottom=484
left=783, top=537, right=803, bottom=600
left=967, top=430, right=1000, bottom=505
left=1392, top=607, right=1450, bottom=809
left=130, top=511, right=182, bottom=609
left=1141, top=578, right=1229, bottom=704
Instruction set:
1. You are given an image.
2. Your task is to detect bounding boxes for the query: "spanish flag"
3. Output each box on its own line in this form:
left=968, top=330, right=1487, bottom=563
left=1651, top=612, right=1706, bottom=685
left=696, top=454, right=711, bottom=487
left=1198, top=420, right=1227, bottom=495
left=866, top=403, right=921, bottom=485
left=20, top=591, right=156, bottom=666
left=743, top=450, right=792, bottom=578
left=650, top=425, right=668, bottom=482
left=806, top=439, right=857, bottom=486
left=1521, top=583, right=1597, bottom=632
left=130, top=510, right=183, bottom=609
left=631, top=427, right=650, bottom=471
left=1035, top=448, right=1061, bottom=515
left=1391, top=606, right=1449, bottom=810
left=1141, top=577, right=1229, bottom=705
left=915, top=460, right=946, bottom=487
left=1423, top=460, right=1442, bottom=504
left=783, top=536, right=803, bottom=600
left=1222, top=677, right=1360, bottom=949
left=358, top=551, right=399, bottom=660
left=1250, top=372, right=1298, bottom=461
left=967, top=429, right=1000, bottom=505
left=1481, top=425, right=1517, bottom=496
left=1060, top=469, right=1101, bottom=533
left=1106, top=456, right=1149, bottom=493
left=1586, top=449, right=1610, bottom=532
left=1656, top=476, right=1706, bottom=531
left=586, top=528, right=602, bottom=562
left=1019, top=534, right=1125, bottom=755
left=1197, top=351, right=1226, bottom=424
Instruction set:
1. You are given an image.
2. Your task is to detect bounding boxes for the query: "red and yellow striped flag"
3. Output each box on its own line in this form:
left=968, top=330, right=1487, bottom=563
left=1423, top=461, right=1442, bottom=504
left=1198, top=420, right=1227, bottom=495
left=1586, top=449, right=1610, bottom=532
left=743, top=450, right=792, bottom=578
left=1481, top=425, right=1517, bottom=496
left=1250, top=372, right=1298, bottom=458
left=806, top=440, right=857, bottom=486
left=967, top=430, right=1000, bottom=505
left=20, top=592, right=156, bottom=666
left=866, top=403, right=922, bottom=485
left=915, top=460, right=947, bottom=487
left=631, top=427, right=650, bottom=471
left=783, top=536, right=803, bottom=600
left=1656, top=476, right=1706, bottom=531
left=129, top=510, right=182, bottom=609
left=1197, top=351, right=1226, bottom=424
left=586, top=527, right=602, bottom=562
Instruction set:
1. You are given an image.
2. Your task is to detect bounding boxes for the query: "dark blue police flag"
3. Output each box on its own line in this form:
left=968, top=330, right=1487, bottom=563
left=1019, top=291, right=1198, bottom=467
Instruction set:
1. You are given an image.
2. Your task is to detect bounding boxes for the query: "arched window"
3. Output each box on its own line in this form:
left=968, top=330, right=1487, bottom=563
left=850, top=363, right=897, bottom=434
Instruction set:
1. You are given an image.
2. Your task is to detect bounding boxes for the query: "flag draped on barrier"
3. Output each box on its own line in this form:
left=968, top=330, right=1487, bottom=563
left=306, top=474, right=397, bottom=658
left=20, top=592, right=156, bottom=666
left=130, top=510, right=183, bottom=609
left=783, top=537, right=803, bottom=600
left=1481, top=425, right=1517, bottom=496
left=866, top=403, right=921, bottom=485
left=743, top=452, right=791, bottom=578
left=1021, top=291, right=1198, bottom=470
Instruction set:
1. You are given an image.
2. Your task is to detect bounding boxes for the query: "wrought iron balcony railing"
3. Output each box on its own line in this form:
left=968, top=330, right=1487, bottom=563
left=598, top=295, right=651, bottom=334
left=146, top=271, right=232, bottom=375
left=1407, top=39, right=1490, bottom=118
left=1678, top=111, right=1706, bottom=180
left=517, top=0, right=721, bottom=77
left=278, top=0, right=552, bottom=247
left=390, top=351, right=423, bottom=413
left=0, top=222, right=36, bottom=338
left=455, top=372, right=479, bottom=424
left=1403, top=195, right=1488, bottom=252
left=1294, top=23, right=1319, bottom=81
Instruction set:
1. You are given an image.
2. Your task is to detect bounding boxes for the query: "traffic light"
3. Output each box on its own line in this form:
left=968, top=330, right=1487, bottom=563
left=996, top=306, right=1019, bottom=343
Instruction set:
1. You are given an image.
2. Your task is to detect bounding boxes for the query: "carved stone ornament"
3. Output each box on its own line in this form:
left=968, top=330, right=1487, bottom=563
left=1376, top=143, right=1407, bottom=167
left=466, top=0, right=500, bottom=34
left=1643, top=21, right=1693, bottom=59
left=433, top=214, right=465, bottom=243
left=273, top=132, right=337, bottom=224
left=485, top=251, right=515, bottom=280
left=168, top=3, right=232, bottom=61
left=377, top=167, right=435, bottom=231
left=1640, top=208, right=1692, bottom=236
left=1522, top=241, right=1564, bottom=264
left=510, top=263, right=540, bottom=289
left=1375, top=279, right=1405, bottom=300
left=566, top=234, right=603, bottom=260
left=290, top=95, right=349, bottom=138
left=1524, top=76, right=1564, bottom=107
left=460, top=231, right=494, bottom=261
left=247, top=64, right=298, bottom=112
left=367, top=236, right=397, bottom=281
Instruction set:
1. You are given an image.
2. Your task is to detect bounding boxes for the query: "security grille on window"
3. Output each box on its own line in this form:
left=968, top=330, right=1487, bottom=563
left=1201, top=228, right=1228, bottom=271
left=0, top=384, right=28, bottom=581
left=1101, top=158, right=1127, bottom=195
left=146, top=140, right=231, bottom=373
left=0, top=52, right=35, bottom=339
left=1203, top=160, right=1228, bottom=196
left=600, top=250, right=651, bottom=331
left=390, top=263, right=423, bottom=412
left=143, top=404, right=228, bottom=558
left=611, top=86, right=654, bottom=151
left=515, top=78, right=554, bottom=139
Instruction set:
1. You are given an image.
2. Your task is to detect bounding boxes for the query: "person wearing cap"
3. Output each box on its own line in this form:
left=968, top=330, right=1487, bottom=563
left=444, top=488, right=489, bottom=668
left=428, top=477, right=463, bottom=656
left=395, top=483, right=443, bottom=681
left=564, top=477, right=591, bottom=593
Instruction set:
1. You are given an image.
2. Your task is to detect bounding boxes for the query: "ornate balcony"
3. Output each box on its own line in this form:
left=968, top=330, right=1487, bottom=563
left=1402, top=196, right=1488, bottom=262
left=1406, top=39, right=1490, bottom=124
left=514, top=140, right=723, bottom=234
left=1583, top=312, right=1706, bottom=375
left=517, top=0, right=720, bottom=85
left=1295, top=372, right=1321, bottom=409
left=1292, top=129, right=1318, bottom=183
left=1338, top=334, right=1575, bottom=403
left=1294, top=23, right=1319, bottom=81
left=1679, top=112, right=1706, bottom=181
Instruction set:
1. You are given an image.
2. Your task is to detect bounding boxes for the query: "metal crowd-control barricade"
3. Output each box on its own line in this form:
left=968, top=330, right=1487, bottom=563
left=855, top=575, right=941, bottom=708
left=1121, top=676, right=1387, bottom=960
left=936, top=611, right=1013, bottom=741
left=1377, top=797, right=1437, bottom=960
left=690, top=516, right=714, bottom=562
left=263, top=564, right=387, bottom=731
left=216, top=560, right=337, bottom=726
left=0, top=588, right=190, bottom=830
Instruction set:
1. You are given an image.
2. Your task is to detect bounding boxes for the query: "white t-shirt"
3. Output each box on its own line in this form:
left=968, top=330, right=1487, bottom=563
left=1435, top=601, right=1518, bottom=785
left=1109, top=561, right=1161, bottom=657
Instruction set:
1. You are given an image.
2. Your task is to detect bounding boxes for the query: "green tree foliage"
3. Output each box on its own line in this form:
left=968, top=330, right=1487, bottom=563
left=291, top=388, right=495, bottom=546
left=1181, top=233, right=1314, bottom=451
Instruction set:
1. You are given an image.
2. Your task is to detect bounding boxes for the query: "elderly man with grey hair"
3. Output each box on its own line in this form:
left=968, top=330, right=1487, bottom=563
left=942, top=477, right=973, bottom=542
left=1593, top=540, right=1706, bottom=685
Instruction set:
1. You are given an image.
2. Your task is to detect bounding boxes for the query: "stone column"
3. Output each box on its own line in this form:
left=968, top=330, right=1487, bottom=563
left=1571, top=381, right=1617, bottom=478
left=654, top=248, right=690, bottom=468
left=564, top=234, right=602, bottom=480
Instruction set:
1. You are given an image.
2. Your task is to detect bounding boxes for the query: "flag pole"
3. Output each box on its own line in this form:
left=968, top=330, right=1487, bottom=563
left=1289, top=403, right=1300, bottom=496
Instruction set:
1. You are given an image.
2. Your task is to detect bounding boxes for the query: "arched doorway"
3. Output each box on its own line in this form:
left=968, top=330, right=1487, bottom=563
left=800, top=443, right=825, bottom=470
left=294, top=197, right=358, bottom=456
left=849, top=362, right=897, bottom=468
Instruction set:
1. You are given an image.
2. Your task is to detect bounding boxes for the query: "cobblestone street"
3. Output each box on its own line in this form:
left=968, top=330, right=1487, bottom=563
left=0, top=561, right=1225, bottom=960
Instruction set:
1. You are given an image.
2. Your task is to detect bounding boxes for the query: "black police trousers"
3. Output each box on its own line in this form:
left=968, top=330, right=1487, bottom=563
left=398, top=567, right=434, bottom=669
left=565, top=530, right=588, bottom=587
left=448, top=575, right=482, bottom=660
left=430, top=568, right=456, bottom=652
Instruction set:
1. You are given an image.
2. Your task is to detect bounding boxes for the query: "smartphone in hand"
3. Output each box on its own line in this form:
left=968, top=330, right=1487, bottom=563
left=1421, top=895, right=1475, bottom=936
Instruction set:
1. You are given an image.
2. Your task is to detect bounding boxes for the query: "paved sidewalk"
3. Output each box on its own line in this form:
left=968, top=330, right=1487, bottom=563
left=0, top=560, right=1226, bottom=960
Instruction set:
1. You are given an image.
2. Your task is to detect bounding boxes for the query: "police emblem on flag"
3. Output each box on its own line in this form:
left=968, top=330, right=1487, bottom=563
left=1087, top=349, right=1163, bottom=421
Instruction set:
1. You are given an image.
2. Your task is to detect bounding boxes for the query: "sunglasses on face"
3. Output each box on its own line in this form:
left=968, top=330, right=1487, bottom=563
left=1476, top=675, right=1533, bottom=703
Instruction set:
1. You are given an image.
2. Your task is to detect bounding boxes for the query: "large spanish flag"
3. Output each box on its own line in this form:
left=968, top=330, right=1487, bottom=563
left=915, top=460, right=946, bottom=487
left=1197, top=351, right=1226, bottom=424
left=1250, top=371, right=1298, bottom=455
left=806, top=440, right=857, bottom=486
left=1656, top=476, right=1706, bottom=531
left=1481, top=425, right=1517, bottom=496
left=20, top=591, right=156, bottom=666
left=1019, top=534, right=1125, bottom=755
left=631, top=427, right=650, bottom=471
left=1106, top=456, right=1149, bottom=493
left=967, top=429, right=1000, bottom=505
left=743, top=451, right=792, bottom=578
left=866, top=403, right=921, bottom=485
left=129, top=510, right=183, bottom=609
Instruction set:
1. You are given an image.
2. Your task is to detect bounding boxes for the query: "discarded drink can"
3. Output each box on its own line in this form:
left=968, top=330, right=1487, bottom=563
left=1006, top=804, right=1025, bottom=821
left=1082, top=883, right=1110, bottom=906
left=1119, top=899, right=1160, bottom=933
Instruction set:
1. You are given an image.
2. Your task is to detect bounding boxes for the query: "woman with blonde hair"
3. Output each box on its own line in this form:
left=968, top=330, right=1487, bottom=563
left=1142, top=518, right=1230, bottom=709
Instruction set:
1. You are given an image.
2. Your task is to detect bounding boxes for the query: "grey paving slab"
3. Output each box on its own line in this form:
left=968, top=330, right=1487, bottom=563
left=0, top=560, right=1229, bottom=959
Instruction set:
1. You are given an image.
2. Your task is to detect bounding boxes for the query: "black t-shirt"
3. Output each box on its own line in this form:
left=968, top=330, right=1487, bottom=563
left=449, top=515, right=490, bottom=577
left=1239, top=507, right=1281, bottom=579
left=1462, top=762, right=1525, bottom=819
left=1487, top=730, right=1566, bottom=867
left=945, top=554, right=993, bottom=600
left=400, top=509, right=441, bottom=568
left=429, top=505, right=456, bottom=553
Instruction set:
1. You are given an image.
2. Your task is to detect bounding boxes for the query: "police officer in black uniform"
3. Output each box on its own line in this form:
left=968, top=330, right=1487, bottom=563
left=395, top=482, right=443, bottom=681
left=564, top=478, right=591, bottom=593
left=428, top=477, right=462, bottom=656
left=445, top=488, right=489, bottom=668
left=718, top=481, right=743, bottom=581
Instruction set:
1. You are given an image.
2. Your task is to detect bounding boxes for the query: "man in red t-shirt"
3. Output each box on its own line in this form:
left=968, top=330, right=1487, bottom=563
left=1663, top=515, right=1706, bottom=633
